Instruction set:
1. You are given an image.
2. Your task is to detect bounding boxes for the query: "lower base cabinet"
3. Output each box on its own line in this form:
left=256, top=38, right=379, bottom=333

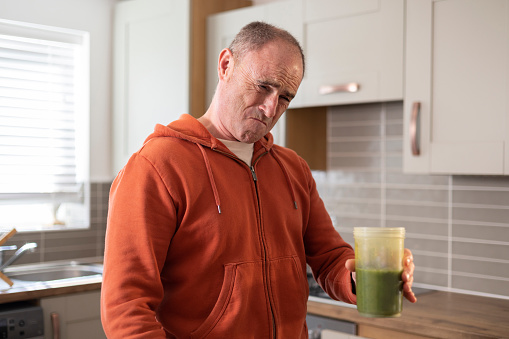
left=40, top=290, right=106, bottom=339
left=357, top=324, right=432, bottom=339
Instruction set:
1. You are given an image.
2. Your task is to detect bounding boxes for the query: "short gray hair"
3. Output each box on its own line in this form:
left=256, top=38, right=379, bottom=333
left=229, top=21, right=305, bottom=76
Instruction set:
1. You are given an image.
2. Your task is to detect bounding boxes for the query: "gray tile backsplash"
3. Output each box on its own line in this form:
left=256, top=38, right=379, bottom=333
left=316, top=101, right=509, bottom=299
left=1, top=182, right=110, bottom=266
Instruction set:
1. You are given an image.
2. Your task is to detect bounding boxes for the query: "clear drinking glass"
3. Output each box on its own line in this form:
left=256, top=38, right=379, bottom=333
left=354, top=227, right=405, bottom=317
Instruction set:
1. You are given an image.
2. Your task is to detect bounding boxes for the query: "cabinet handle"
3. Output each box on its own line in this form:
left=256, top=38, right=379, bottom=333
left=319, top=83, right=360, bottom=95
left=410, top=102, right=421, bottom=156
left=51, top=312, right=60, bottom=339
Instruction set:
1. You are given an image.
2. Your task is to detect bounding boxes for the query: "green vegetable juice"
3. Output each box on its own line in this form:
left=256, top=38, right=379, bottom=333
left=356, top=268, right=403, bottom=317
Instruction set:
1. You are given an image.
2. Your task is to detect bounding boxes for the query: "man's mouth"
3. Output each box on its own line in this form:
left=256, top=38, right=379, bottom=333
left=250, top=117, right=268, bottom=126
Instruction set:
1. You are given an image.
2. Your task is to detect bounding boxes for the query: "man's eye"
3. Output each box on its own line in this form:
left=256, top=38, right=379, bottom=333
left=280, top=96, right=291, bottom=103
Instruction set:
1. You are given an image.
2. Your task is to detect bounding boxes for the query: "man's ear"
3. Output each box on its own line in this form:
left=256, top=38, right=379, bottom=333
left=218, top=48, right=234, bottom=81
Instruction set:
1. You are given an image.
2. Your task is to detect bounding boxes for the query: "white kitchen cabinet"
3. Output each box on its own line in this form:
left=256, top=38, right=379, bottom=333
left=299, top=0, right=404, bottom=107
left=206, top=6, right=264, bottom=107
left=113, top=0, right=190, bottom=174
left=403, top=0, right=509, bottom=175
left=206, top=0, right=304, bottom=146
left=40, top=290, right=106, bottom=339
left=321, top=329, right=366, bottom=339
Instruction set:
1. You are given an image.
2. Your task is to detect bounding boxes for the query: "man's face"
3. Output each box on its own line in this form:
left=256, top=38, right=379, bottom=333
left=218, top=40, right=303, bottom=143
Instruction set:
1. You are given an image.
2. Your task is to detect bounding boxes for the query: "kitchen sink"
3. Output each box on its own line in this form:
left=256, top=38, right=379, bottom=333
left=7, top=265, right=102, bottom=282
left=3, top=261, right=103, bottom=285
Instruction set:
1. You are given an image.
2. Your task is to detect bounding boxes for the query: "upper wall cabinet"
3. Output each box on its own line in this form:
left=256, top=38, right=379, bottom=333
left=206, top=6, right=264, bottom=107
left=113, top=0, right=190, bottom=174
left=403, top=0, right=509, bottom=175
left=299, top=0, right=404, bottom=107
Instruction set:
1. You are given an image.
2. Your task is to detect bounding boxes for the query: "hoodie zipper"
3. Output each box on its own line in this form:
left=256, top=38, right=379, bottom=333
left=250, top=159, right=277, bottom=339
left=213, top=148, right=277, bottom=337
left=249, top=166, right=257, bottom=181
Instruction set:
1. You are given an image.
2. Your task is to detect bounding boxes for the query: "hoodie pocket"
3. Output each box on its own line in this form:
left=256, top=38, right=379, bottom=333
left=190, top=261, right=271, bottom=339
left=268, top=255, right=308, bottom=337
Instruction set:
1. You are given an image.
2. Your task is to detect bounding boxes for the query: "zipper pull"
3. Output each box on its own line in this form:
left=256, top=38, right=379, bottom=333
left=250, top=166, right=257, bottom=181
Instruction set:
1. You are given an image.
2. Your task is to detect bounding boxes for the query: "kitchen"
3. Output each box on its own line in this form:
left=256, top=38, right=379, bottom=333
left=0, top=0, right=508, bottom=338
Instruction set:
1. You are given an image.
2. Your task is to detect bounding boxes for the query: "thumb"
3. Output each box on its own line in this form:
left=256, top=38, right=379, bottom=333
left=345, top=259, right=356, bottom=273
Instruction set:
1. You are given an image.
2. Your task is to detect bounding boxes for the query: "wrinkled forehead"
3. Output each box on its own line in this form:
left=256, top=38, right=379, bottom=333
left=241, top=42, right=303, bottom=88
left=237, top=40, right=304, bottom=75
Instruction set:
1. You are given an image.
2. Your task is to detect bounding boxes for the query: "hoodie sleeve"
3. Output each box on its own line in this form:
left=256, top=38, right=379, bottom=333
left=302, top=158, right=357, bottom=305
left=101, top=153, right=175, bottom=338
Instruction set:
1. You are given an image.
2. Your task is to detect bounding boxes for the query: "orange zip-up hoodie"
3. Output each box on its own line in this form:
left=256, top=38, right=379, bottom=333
left=101, top=115, right=356, bottom=338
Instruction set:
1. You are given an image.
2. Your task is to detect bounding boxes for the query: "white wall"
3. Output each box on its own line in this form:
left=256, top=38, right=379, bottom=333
left=0, top=0, right=116, bottom=182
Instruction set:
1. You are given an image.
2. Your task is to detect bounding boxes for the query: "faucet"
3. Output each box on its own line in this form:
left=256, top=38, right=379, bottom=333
left=0, top=243, right=38, bottom=271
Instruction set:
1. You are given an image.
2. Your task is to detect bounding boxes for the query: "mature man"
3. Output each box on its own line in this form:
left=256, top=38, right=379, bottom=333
left=101, top=21, right=416, bottom=338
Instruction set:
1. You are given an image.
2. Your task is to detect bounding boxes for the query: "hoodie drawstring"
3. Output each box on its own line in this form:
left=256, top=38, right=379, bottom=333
left=270, top=148, right=298, bottom=210
left=197, top=144, right=222, bottom=214
left=197, top=142, right=298, bottom=213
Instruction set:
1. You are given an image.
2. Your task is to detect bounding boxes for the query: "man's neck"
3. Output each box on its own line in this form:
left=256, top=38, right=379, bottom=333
left=198, top=110, right=235, bottom=141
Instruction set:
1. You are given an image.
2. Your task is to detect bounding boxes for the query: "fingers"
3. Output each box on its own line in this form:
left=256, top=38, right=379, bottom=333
left=402, top=248, right=417, bottom=303
left=402, top=262, right=415, bottom=282
left=402, top=271, right=417, bottom=302
left=404, top=285, right=417, bottom=303
left=404, top=248, right=414, bottom=266
left=403, top=248, right=415, bottom=280
left=345, top=259, right=356, bottom=273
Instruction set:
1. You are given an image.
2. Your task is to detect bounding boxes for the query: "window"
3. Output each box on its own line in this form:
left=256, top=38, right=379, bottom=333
left=0, top=19, right=90, bottom=231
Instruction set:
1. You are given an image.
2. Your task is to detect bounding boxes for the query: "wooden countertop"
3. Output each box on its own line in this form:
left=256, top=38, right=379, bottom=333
left=2, top=274, right=508, bottom=338
left=307, top=291, right=509, bottom=338
left=0, top=280, right=101, bottom=304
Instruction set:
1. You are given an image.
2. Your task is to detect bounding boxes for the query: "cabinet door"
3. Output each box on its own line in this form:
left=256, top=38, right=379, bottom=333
left=40, top=291, right=106, bottom=339
left=300, top=0, right=404, bottom=107
left=358, top=323, right=432, bottom=339
left=206, top=6, right=265, bottom=108
left=113, top=0, right=190, bottom=174
left=404, top=0, right=509, bottom=175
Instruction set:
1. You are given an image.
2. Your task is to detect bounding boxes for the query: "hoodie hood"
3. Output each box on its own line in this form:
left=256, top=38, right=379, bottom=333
left=141, top=114, right=296, bottom=214
left=144, top=114, right=274, bottom=156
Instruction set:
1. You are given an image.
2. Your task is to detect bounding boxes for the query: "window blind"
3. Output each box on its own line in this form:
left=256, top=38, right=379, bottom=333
left=0, top=21, right=88, bottom=205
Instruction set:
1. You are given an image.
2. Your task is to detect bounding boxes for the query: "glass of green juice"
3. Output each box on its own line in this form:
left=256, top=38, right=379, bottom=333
left=353, top=227, right=405, bottom=318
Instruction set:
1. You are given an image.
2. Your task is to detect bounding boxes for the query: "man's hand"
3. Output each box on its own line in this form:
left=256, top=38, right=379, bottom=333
left=345, top=248, right=417, bottom=303
left=401, top=248, right=417, bottom=302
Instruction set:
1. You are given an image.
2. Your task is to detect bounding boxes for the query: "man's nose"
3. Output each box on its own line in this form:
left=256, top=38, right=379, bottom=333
left=260, top=94, right=278, bottom=118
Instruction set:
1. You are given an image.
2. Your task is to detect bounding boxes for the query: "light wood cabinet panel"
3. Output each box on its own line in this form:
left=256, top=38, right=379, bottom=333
left=286, top=106, right=327, bottom=170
